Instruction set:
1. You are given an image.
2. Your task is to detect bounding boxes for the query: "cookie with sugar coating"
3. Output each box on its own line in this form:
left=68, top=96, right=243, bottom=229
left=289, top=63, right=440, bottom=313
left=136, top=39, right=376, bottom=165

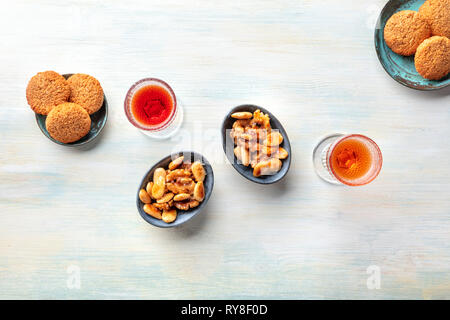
left=45, top=102, right=91, bottom=143
left=67, top=73, right=104, bottom=114
left=414, top=36, right=450, bottom=80
left=384, top=10, right=431, bottom=56
left=26, top=71, right=70, bottom=115
left=418, top=0, right=450, bottom=38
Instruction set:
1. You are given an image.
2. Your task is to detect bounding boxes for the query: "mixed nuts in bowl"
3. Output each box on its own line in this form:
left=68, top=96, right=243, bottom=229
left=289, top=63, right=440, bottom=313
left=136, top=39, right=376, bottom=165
left=221, top=105, right=292, bottom=184
left=137, top=151, right=214, bottom=228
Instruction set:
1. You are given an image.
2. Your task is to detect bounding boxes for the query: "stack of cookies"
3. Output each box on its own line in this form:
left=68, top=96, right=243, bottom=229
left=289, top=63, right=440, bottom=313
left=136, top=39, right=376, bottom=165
left=26, top=71, right=104, bottom=143
left=383, top=0, right=450, bottom=80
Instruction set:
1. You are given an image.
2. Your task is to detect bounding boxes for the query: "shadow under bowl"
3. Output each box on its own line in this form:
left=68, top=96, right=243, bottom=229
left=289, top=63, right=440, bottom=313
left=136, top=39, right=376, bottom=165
left=374, top=0, right=450, bottom=90
left=35, top=73, right=108, bottom=147
left=221, top=104, right=292, bottom=184
left=137, top=151, right=214, bottom=228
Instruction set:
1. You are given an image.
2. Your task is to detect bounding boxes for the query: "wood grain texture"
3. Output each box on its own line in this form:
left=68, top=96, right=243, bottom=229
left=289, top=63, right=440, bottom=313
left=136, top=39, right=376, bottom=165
left=0, top=0, right=449, bottom=299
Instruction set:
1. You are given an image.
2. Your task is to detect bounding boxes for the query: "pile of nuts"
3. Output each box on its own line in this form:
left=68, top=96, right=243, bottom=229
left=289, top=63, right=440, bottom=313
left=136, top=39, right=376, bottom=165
left=138, top=155, right=206, bottom=223
left=229, top=109, right=288, bottom=177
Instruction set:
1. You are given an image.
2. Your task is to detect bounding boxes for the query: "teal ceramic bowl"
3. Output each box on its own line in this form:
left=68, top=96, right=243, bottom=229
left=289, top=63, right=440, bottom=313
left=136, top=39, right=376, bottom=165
left=375, top=0, right=450, bottom=90
left=35, top=74, right=108, bottom=147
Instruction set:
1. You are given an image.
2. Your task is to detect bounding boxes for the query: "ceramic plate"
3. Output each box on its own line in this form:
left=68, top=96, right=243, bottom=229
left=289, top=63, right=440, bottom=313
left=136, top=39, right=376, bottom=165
left=35, top=73, right=108, bottom=146
left=374, top=0, right=450, bottom=90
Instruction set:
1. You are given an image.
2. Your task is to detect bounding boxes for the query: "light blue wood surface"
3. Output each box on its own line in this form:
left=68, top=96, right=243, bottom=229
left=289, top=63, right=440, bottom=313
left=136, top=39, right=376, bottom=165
left=0, top=0, right=449, bottom=299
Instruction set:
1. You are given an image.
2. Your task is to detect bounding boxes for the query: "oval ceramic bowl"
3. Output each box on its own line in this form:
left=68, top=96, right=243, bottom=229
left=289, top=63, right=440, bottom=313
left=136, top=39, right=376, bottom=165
left=137, top=151, right=214, bottom=228
left=35, top=73, right=108, bottom=147
left=221, top=104, right=292, bottom=184
left=375, top=0, right=450, bottom=90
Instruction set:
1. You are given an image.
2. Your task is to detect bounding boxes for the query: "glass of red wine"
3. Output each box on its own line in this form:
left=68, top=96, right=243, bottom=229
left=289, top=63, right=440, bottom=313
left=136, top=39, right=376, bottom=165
left=124, top=78, right=183, bottom=139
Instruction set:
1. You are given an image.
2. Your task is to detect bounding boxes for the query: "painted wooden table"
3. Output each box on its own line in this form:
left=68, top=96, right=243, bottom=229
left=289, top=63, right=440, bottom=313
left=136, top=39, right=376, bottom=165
left=0, top=0, right=449, bottom=299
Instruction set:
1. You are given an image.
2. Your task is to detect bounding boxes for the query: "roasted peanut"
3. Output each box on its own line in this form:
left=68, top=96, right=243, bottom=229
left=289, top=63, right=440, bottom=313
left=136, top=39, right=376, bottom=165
left=152, top=168, right=166, bottom=199
left=231, top=111, right=253, bottom=120
left=157, top=192, right=174, bottom=203
left=253, top=158, right=282, bottom=177
left=240, top=133, right=256, bottom=141
left=162, top=209, right=177, bottom=223
left=256, top=129, right=268, bottom=142
left=275, top=147, right=289, bottom=159
left=230, top=125, right=244, bottom=139
left=169, top=156, right=184, bottom=170
left=250, top=151, right=269, bottom=168
left=234, top=124, right=245, bottom=133
left=233, top=119, right=248, bottom=126
left=244, top=129, right=260, bottom=142
left=234, top=146, right=250, bottom=166
left=179, top=177, right=193, bottom=184
left=193, top=181, right=205, bottom=202
left=230, top=125, right=244, bottom=141
left=153, top=202, right=171, bottom=211
left=261, top=145, right=278, bottom=156
left=265, top=131, right=283, bottom=146
left=187, top=200, right=200, bottom=209
left=250, top=153, right=259, bottom=168
left=174, top=201, right=190, bottom=211
left=143, top=204, right=162, bottom=219
left=236, top=137, right=249, bottom=149
left=139, top=189, right=151, bottom=204
left=185, top=182, right=196, bottom=194
left=249, top=142, right=262, bottom=154
left=177, top=177, right=196, bottom=191
left=166, top=169, right=191, bottom=181
left=173, top=193, right=190, bottom=201
left=181, top=163, right=192, bottom=170
left=191, top=161, right=206, bottom=182
left=254, top=109, right=271, bottom=126
left=166, top=183, right=177, bottom=194
left=146, top=182, right=154, bottom=198
left=166, top=181, right=195, bottom=194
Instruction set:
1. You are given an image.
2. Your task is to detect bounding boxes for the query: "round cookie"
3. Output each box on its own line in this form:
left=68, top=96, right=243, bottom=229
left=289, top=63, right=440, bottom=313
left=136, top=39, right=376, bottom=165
left=67, top=73, right=104, bottom=114
left=384, top=10, right=431, bottom=56
left=418, top=0, right=450, bottom=38
left=414, top=36, right=450, bottom=80
left=45, top=103, right=91, bottom=143
left=26, top=71, right=70, bottom=115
